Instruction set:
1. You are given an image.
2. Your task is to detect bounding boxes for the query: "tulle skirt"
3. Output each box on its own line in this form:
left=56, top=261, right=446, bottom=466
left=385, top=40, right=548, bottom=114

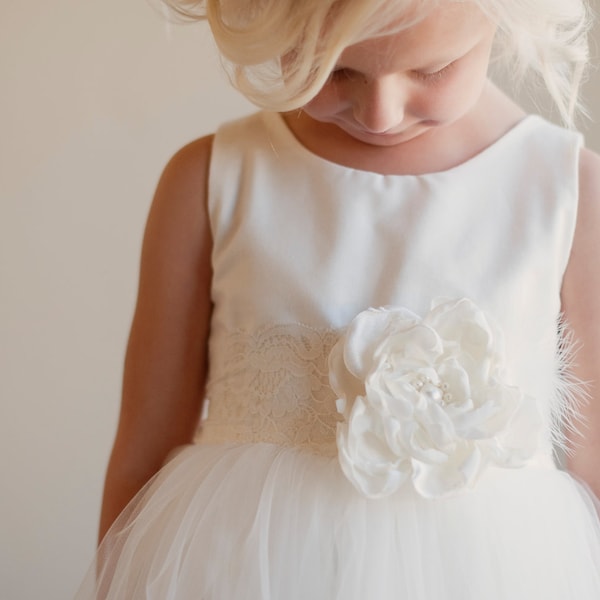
left=75, top=442, right=600, bottom=599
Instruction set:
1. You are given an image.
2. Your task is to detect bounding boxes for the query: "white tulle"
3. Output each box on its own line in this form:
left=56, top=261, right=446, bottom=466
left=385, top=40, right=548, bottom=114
left=75, top=442, right=600, bottom=600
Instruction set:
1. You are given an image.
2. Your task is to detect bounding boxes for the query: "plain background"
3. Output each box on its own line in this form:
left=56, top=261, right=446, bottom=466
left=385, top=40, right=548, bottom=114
left=1, top=2, right=599, bottom=599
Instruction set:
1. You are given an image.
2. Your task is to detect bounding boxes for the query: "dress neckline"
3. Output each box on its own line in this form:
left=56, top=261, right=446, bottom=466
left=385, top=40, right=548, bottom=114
left=264, top=111, right=540, bottom=180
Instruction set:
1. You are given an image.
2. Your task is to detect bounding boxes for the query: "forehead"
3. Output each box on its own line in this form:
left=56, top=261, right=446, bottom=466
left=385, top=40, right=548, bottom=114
left=338, top=3, right=491, bottom=70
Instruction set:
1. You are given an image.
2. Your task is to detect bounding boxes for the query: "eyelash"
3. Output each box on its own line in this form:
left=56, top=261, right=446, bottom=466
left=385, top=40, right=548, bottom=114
left=328, top=60, right=458, bottom=85
left=412, top=60, right=457, bottom=82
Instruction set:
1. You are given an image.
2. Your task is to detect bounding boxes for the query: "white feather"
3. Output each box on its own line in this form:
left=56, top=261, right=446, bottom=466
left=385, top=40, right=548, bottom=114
left=551, top=315, right=590, bottom=456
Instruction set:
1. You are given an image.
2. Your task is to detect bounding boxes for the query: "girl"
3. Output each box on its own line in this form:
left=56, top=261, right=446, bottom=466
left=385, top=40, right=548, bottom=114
left=77, top=0, right=600, bottom=597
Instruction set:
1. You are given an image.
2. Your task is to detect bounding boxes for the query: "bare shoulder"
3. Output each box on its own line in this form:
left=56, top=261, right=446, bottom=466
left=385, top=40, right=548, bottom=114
left=149, top=135, right=214, bottom=227
left=142, top=135, right=215, bottom=272
left=564, top=147, right=600, bottom=302
left=159, top=134, right=214, bottom=191
left=138, top=132, right=216, bottom=307
left=578, top=147, right=600, bottom=222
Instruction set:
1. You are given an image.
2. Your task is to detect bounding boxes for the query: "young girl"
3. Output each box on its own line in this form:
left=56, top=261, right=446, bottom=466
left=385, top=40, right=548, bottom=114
left=77, top=0, right=600, bottom=597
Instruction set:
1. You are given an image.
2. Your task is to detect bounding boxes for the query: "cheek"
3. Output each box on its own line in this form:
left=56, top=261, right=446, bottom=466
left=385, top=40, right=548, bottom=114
left=409, top=87, right=463, bottom=123
left=420, top=66, right=489, bottom=121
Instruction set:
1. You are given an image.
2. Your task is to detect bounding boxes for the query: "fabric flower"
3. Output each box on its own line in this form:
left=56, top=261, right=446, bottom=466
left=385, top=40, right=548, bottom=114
left=329, top=298, right=542, bottom=499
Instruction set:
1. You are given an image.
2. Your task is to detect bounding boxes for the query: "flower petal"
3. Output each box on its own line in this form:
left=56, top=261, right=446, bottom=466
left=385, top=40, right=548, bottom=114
left=331, top=299, right=542, bottom=499
left=342, top=307, right=419, bottom=379
left=412, top=443, right=483, bottom=498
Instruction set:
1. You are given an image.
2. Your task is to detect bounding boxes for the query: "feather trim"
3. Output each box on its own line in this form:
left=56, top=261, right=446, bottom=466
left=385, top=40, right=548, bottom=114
left=551, top=315, right=590, bottom=456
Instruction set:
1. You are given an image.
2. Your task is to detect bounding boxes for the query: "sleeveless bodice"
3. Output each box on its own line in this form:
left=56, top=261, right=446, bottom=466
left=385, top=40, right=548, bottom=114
left=200, top=111, right=582, bottom=460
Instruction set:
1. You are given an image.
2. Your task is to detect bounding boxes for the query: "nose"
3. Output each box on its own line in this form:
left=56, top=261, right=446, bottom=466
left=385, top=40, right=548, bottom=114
left=352, top=76, right=406, bottom=134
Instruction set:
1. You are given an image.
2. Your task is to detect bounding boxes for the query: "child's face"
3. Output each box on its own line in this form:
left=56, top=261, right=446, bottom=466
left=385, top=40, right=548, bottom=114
left=301, top=3, right=496, bottom=147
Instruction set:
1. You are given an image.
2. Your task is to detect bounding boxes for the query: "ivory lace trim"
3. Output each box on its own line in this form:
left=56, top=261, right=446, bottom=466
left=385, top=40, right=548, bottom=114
left=199, top=324, right=342, bottom=456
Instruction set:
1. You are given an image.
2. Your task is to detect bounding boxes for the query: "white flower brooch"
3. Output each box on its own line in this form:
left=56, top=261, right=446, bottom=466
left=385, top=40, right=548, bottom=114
left=329, top=298, right=542, bottom=499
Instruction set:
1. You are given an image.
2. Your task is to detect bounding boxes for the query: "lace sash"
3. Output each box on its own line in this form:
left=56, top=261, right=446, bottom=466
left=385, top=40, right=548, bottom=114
left=199, top=324, right=342, bottom=456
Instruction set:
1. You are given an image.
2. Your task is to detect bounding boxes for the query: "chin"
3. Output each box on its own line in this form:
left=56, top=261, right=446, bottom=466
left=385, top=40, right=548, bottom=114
left=340, top=122, right=437, bottom=147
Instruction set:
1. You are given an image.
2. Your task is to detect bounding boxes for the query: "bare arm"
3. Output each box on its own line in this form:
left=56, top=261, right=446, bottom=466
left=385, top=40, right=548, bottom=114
left=98, top=136, right=214, bottom=542
left=561, top=147, right=600, bottom=498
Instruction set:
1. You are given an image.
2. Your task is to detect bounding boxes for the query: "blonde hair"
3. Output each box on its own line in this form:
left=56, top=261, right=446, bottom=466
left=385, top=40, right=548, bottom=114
left=162, top=0, right=590, bottom=125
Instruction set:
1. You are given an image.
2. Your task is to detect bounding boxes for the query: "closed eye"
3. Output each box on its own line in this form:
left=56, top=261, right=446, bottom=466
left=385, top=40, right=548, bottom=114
left=413, top=60, right=457, bottom=83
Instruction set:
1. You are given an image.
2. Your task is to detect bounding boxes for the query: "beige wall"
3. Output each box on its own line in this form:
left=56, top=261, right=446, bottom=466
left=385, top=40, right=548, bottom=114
left=1, top=3, right=598, bottom=599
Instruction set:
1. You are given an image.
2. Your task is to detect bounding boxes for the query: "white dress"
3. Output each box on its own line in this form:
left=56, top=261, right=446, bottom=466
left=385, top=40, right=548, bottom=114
left=76, top=111, right=600, bottom=599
